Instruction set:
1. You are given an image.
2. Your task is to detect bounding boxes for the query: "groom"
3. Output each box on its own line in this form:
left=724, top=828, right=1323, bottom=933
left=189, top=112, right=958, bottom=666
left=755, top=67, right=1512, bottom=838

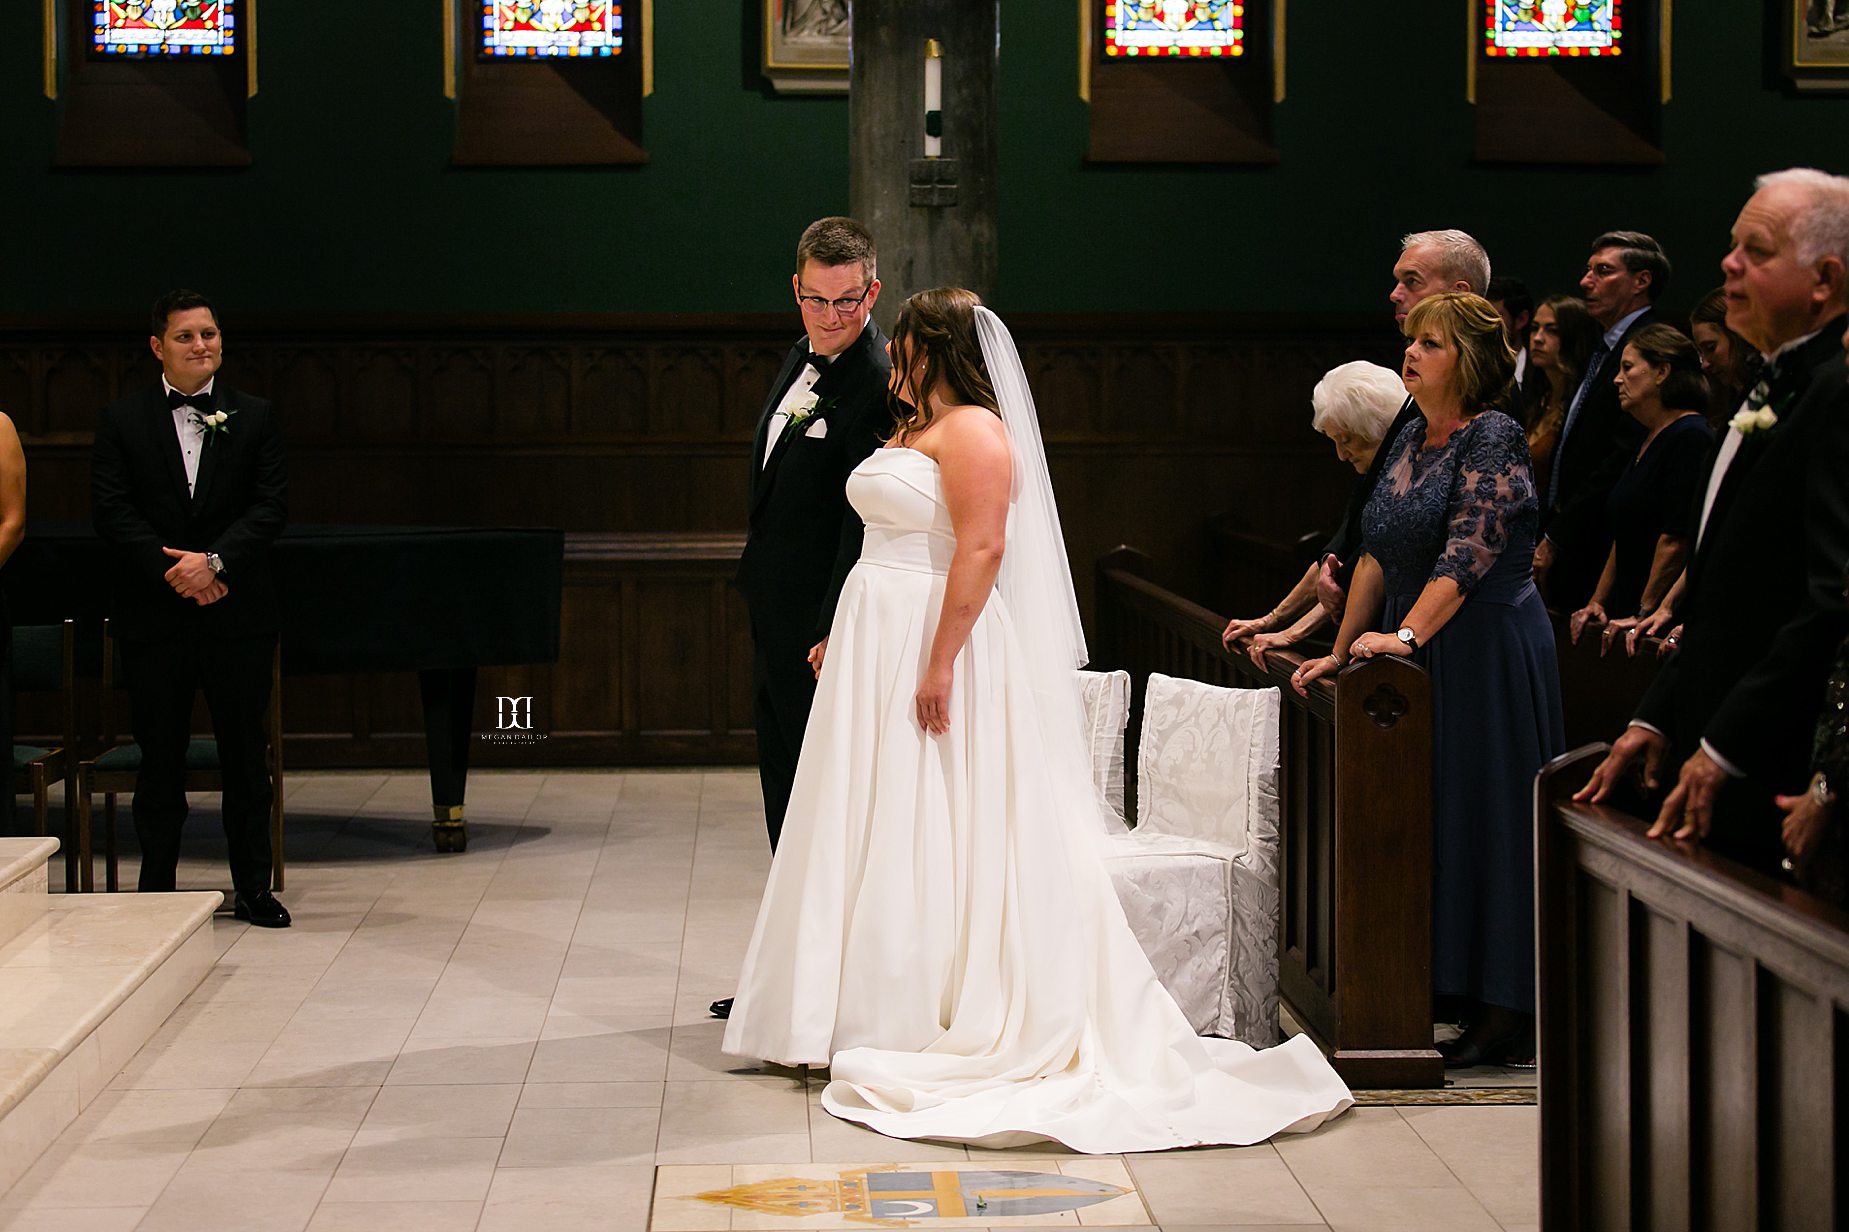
left=91, top=289, right=290, bottom=925
left=718, top=218, right=892, bottom=1018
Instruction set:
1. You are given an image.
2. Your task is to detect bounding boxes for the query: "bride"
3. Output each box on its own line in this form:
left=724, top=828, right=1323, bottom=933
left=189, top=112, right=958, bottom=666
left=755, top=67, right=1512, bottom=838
left=721, top=288, right=1353, bottom=1151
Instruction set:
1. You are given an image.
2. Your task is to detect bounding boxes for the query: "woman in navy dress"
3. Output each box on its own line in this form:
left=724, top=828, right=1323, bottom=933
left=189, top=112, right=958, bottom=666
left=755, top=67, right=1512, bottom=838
left=1294, top=292, right=1564, bottom=1067
left=1567, top=324, right=1713, bottom=647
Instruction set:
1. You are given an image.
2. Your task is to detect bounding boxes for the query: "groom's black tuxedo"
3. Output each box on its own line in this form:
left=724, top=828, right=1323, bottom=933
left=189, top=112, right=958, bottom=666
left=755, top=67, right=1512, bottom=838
left=92, top=382, right=287, bottom=895
left=1632, top=319, right=1849, bottom=875
left=735, top=320, right=893, bottom=848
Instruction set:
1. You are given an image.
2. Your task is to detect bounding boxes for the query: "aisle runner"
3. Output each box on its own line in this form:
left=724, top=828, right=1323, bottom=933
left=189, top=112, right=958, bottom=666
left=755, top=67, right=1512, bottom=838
left=652, top=1159, right=1149, bottom=1228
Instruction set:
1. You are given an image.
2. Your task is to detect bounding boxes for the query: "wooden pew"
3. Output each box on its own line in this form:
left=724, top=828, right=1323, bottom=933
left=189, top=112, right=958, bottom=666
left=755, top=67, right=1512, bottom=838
left=1202, top=514, right=1328, bottom=629
left=1537, top=745, right=1849, bottom=1231
left=1095, top=547, right=1442, bottom=1088
left=1547, top=607, right=1669, bottom=752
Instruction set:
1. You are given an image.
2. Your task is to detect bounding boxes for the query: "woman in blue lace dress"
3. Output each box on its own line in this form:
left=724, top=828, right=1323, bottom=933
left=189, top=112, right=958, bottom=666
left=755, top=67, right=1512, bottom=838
left=1294, top=292, right=1564, bottom=1067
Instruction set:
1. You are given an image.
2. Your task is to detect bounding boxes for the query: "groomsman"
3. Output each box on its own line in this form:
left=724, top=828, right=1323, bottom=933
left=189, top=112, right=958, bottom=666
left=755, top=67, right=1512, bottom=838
left=720, top=219, right=892, bottom=1017
left=92, top=290, right=290, bottom=925
left=1535, top=231, right=1668, bottom=610
left=1578, top=169, right=1849, bottom=878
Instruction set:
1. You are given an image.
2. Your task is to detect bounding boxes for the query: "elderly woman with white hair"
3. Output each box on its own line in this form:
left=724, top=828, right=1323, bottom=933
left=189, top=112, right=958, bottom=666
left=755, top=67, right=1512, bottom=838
left=1222, top=361, right=1408, bottom=668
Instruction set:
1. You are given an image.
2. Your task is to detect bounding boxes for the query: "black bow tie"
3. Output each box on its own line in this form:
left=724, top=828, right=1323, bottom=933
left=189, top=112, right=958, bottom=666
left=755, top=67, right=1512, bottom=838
left=806, top=354, right=830, bottom=373
left=167, top=388, right=210, bottom=411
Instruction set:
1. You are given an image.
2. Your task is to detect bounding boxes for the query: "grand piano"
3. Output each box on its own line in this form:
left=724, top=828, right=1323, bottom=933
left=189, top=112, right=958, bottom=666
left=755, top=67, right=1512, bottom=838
left=7, top=523, right=564, bottom=853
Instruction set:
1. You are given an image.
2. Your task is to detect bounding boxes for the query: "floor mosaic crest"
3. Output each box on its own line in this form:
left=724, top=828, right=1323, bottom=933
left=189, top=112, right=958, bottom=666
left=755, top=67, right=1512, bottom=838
left=652, top=1158, right=1150, bottom=1228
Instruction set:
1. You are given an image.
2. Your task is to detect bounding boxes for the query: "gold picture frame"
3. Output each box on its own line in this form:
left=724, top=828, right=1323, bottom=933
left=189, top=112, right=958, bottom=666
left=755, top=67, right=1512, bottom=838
left=763, top=0, right=849, bottom=94
left=1785, top=0, right=1849, bottom=90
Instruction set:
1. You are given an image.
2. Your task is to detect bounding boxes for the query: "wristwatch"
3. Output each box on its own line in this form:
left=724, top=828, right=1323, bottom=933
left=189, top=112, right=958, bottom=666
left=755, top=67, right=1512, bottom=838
left=205, top=552, right=225, bottom=577
left=1395, top=627, right=1419, bottom=651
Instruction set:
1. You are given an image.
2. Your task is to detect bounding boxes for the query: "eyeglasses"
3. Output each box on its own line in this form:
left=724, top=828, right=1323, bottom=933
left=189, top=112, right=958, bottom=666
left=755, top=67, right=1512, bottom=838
left=797, top=287, right=873, bottom=316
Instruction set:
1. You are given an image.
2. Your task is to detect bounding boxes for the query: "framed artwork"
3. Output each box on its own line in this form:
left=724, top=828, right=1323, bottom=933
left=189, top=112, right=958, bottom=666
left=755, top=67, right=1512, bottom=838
left=1483, top=1, right=1621, bottom=58
left=763, top=0, right=849, bottom=94
left=1783, top=0, right=1849, bottom=90
left=91, top=0, right=237, bottom=58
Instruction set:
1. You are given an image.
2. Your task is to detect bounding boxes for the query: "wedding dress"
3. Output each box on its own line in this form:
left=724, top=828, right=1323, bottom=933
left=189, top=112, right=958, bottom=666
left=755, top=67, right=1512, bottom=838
left=721, top=310, right=1352, bottom=1152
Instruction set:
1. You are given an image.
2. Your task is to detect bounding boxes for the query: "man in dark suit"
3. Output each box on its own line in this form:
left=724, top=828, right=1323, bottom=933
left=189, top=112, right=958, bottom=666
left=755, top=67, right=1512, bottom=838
left=92, top=290, right=290, bottom=925
left=1578, top=170, right=1849, bottom=879
left=1535, top=231, right=1668, bottom=612
left=718, top=218, right=893, bottom=1018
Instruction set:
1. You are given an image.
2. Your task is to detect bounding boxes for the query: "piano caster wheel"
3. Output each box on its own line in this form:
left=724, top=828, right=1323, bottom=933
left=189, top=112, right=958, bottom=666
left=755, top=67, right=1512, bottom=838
left=432, top=820, right=468, bottom=853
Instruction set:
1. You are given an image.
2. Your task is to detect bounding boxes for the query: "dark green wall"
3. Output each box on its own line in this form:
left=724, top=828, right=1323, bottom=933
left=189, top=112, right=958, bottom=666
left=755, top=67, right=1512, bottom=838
left=4, top=2, right=1846, bottom=318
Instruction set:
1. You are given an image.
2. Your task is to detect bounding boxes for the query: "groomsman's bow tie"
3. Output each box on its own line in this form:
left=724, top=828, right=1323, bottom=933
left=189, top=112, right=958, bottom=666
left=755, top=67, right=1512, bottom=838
left=167, top=389, right=209, bottom=410
left=806, top=354, right=830, bottom=372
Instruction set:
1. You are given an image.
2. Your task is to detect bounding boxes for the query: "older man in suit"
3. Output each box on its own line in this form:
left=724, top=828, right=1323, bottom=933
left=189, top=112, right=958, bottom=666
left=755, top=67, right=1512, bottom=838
left=1579, top=169, right=1849, bottom=879
left=1535, top=231, right=1669, bottom=612
left=92, top=289, right=289, bottom=923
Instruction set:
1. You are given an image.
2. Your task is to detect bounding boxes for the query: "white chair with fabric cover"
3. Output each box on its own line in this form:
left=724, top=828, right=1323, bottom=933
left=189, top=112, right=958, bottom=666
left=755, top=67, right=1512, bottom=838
left=1081, top=670, right=1283, bottom=1048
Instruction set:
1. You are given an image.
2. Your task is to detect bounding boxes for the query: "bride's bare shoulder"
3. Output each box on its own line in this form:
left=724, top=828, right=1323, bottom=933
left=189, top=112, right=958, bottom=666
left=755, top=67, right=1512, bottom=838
left=931, top=404, right=1010, bottom=454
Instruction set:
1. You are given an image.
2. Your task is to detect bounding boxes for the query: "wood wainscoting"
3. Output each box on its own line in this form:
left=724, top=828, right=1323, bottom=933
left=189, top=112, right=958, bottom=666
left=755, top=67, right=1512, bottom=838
left=0, top=310, right=1388, bottom=626
left=278, top=533, right=757, bottom=770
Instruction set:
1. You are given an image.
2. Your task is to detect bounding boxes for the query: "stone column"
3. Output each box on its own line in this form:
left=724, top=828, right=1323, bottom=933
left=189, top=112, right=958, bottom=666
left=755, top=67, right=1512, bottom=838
left=848, top=0, right=999, bottom=328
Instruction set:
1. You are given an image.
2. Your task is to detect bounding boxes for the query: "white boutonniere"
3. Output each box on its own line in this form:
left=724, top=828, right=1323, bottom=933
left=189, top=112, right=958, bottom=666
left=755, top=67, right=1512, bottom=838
left=1729, top=405, right=1777, bottom=436
left=189, top=407, right=237, bottom=444
left=784, top=392, right=835, bottom=435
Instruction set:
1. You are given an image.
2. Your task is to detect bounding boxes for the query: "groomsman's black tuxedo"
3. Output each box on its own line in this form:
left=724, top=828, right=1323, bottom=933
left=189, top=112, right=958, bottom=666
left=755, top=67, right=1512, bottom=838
left=1541, top=308, right=1655, bottom=611
left=1632, top=318, right=1849, bottom=876
left=735, top=320, right=893, bottom=849
left=91, top=382, right=287, bottom=897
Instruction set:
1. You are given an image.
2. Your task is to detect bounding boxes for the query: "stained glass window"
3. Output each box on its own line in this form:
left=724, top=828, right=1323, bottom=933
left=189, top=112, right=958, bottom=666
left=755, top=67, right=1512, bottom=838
left=1484, top=0, right=1621, bottom=57
left=481, top=1, right=623, bottom=58
left=92, top=0, right=236, bottom=57
left=1103, top=1, right=1244, bottom=58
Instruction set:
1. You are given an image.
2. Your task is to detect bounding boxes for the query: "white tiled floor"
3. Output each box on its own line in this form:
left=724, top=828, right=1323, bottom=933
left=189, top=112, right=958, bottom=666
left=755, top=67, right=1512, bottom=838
left=1, top=770, right=1539, bottom=1231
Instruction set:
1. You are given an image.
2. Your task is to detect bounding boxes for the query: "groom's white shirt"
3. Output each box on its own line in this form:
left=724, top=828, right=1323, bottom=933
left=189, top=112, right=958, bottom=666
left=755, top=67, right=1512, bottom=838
left=763, top=360, right=825, bottom=468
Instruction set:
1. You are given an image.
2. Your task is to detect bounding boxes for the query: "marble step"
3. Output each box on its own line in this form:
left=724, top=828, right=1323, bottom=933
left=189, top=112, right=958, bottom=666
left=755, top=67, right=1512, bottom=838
left=0, top=837, right=60, bottom=952
left=0, top=887, right=220, bottom=1197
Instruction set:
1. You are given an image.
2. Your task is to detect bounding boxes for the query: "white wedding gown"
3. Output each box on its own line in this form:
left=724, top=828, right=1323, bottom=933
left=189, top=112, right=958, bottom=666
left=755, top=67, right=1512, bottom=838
left=721, top=446, right=1353, bottom=1152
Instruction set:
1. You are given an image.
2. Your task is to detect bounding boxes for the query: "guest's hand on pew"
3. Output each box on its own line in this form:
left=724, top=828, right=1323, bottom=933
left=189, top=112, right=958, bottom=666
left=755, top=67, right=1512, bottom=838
left=1569, top=601, right=1607, bottom=645
left=1601, top=614, right=1639, bottom=657
left=1220, top=614, right=1275, bottom=650
left=1648, top=748, right=1730, bottom=843
left=1655, top=623, right=1683, bottom=660
left=1244, top=630, right=1297, bottom=670
left=1289, top=652, right=1344, bottom=697
left=191, top=579, right=228, bottom=606
left=1775, top=777, right=1834, bottom=867
left=1620, top=607, right=1673, bottom=657
left=1575, top=725, right=1667, bottom=805
left=1314, top=556, right=1347, bottom=620
left=808, top=638, right=828, bottom=679
left=1348, top=632, right=1411, bottom=660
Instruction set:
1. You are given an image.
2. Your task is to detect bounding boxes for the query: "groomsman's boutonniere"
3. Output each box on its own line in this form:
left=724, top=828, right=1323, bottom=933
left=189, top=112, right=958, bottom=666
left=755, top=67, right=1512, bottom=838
left=189, top=407, right=237, bottom=444
left=1729, top=405, right=1778, bottom=436
left=785, top=393, right=835, bottom=434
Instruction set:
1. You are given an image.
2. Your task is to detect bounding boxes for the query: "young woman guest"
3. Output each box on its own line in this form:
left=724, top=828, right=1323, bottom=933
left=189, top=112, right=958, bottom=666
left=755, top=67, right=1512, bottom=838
left=1690, top=287, right=1755, bottom=427
left=1569, top=325, right=1714, bottom=647
left=1521, top=295, right=1601, bottom=500
left=1294, top=293, right=1564, bottom=1068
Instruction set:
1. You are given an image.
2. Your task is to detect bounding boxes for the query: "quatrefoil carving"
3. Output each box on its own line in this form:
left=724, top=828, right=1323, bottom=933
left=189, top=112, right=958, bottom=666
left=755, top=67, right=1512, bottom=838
left=1362, top=683, right=1410, bottom=730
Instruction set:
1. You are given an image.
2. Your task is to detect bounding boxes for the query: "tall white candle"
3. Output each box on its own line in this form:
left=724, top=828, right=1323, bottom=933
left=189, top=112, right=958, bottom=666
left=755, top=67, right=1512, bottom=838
left=924, top=39, right=943, bottom=158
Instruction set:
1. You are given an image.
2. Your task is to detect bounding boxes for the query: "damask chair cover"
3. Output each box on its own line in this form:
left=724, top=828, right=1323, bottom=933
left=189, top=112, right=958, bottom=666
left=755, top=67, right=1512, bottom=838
left=1084, top=671, right=1283, bottom=1047
left=1075, top=668, right=1131, bottom=823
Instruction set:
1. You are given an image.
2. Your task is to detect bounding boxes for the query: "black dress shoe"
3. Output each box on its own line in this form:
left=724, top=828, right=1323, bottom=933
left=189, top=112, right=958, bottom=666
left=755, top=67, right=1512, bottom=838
left=233, top=891, right=292, bottom=928
left=1437, top=1007, right=1532, bottom=1068
left=710, top=997, right=733, bottom=1019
